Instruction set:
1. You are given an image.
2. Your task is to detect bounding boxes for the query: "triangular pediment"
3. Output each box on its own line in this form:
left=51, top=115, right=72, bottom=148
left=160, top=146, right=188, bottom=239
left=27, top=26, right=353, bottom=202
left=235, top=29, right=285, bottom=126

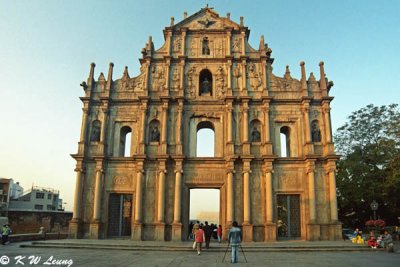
left=173, top=8, right=240, bottom=31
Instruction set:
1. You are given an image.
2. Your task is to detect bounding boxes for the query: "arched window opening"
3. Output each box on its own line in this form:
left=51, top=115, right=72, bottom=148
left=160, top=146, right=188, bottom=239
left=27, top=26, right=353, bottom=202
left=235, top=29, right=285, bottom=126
left=199, top=69, right=213, bottom=96
left=196, top=121, right=215, bottom=157
left=119, top=126, right=132, bottom=157
left=250, top=119, right=261, bottom=142
left=149, top=119, right=161, bottom=143
left=280, top=126, right=290, bottom=157
left=311, top=120, right=321, bottom=142
left=202, top=37, right=210, bottom=55
left=90, top=120, right=101, bottom=142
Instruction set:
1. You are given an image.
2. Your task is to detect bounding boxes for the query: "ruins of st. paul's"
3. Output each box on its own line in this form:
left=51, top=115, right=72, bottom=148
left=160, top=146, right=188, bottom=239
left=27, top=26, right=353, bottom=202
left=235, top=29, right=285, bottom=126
left=69, top=7, right=341, bottom=241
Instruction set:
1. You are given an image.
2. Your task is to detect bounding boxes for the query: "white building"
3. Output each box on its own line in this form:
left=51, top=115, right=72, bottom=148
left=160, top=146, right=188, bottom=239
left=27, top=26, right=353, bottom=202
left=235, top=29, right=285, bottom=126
left=9, top=186, right=63, bottom=211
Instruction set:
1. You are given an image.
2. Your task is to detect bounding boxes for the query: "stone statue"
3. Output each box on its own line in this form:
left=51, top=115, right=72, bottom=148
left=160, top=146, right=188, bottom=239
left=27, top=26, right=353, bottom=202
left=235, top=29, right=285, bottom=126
left=150, top=126, right=160, bottom=142
left=251, top=127, right=261, bottom=142
left=233, top=38, right=241, bottom=53
left=311, top=122, right=321, bottom=142
left=90, top=121, right=101, bottom=142
left=200, top=77, right=211, bottom=94
left=202, top=37, right=210, bottom=55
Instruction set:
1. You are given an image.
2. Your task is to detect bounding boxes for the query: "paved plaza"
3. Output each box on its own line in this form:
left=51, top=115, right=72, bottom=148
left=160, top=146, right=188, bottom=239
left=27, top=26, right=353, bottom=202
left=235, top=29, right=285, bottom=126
left=1, top=241, right=399, bottom=267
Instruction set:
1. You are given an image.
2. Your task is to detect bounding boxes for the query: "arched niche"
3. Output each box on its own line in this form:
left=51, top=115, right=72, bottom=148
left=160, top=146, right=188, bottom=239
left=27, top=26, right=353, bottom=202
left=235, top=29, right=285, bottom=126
left=199, top=69, right=213, bottom=96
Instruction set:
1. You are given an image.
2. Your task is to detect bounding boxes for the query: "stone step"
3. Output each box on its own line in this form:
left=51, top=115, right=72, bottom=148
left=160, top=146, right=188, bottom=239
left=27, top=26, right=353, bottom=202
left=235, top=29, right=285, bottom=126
left=21, top=241, right=371, bottom=252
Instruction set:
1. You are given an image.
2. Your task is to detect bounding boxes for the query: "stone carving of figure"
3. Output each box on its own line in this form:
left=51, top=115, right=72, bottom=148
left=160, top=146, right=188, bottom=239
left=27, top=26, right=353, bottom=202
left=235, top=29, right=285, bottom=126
left=150, top=126, right=160, bottom=142
left=233, top=64, right=242, bottom=90
left=233, top=38, right=241, bottom=53
left=152, top=66, right=165, bottom=91
left=201, top=77, right=211, bottom=94
left=311, top=121, right=321, bottom=142
left=247, top=63, right=262, bottom=90
left=251, top=127, right=261, bottom=142
left=173, top=38, right=181, bottom=53
left=202, top=37, right=210, bottom=55
left=90, top=121, right=101, bottom=142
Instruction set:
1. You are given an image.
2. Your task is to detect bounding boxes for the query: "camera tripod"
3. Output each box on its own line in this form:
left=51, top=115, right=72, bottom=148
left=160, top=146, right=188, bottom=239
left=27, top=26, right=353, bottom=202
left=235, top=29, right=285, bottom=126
left=222, top=242, right=248, bottom=263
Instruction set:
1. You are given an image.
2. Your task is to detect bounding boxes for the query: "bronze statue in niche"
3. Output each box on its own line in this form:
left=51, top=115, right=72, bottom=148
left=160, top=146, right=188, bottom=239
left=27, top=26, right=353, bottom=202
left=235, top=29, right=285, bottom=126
left=251, top=127, right=261, bottom=142
left=311, top=121, right=321, bottom=142
left=202, top=37, right=210, bottom=55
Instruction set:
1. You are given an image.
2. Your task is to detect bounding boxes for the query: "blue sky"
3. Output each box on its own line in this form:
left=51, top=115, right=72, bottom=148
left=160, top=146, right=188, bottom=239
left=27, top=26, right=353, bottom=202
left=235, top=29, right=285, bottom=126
left=0, top=0, right=399, bottom=212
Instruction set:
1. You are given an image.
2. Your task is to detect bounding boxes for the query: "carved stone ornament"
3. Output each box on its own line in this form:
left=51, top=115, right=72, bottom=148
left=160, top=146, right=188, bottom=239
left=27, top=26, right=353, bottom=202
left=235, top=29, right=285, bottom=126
left=232, top=37, right=241, bottom=53
left=113, top=176, right=128, bottom=186
left=151, top=65, right=166, bottom=91
left=186, top=66, right=196, bottom=97
left=171, top=67, right=180, bottom=90
left=173, top=38, right=181, bottom=53
left=215, top=65, right=226, bottom=98
left=247, top=62, right=262, bottom=90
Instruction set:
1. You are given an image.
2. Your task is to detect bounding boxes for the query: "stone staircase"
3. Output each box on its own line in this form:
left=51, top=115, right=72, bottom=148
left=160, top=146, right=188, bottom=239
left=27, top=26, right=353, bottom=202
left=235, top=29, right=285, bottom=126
left=20, top=240, right=372, bottom=252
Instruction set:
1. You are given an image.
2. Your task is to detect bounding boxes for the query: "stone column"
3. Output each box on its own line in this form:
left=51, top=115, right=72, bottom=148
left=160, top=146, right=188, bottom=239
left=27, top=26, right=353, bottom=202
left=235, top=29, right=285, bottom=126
left=263, top=163, right=276, bottom=241
left=173, top=170, right=182, bottom=223
left=328, top=170, right=338, bottom=222
left=241, top=31, right=246, bottom=57
left=303, top=103, right=313, bottom=154
left=181, top=30, right=186, bottom=57
left=172, top=162, right=183, bottom=241
left=227, top=60, right=232, bottom=90
left=303, top=105, right=311, bottom=143
left=92, top=168, right=103, bottom=222
left=226, top=31, right=231, bottom=56
left=242, top=161, right=253, bottom=241
left=241, top=59, right=247, bottom=90
left=138, top=102, right=147, bottom=154
left=69, top=167, right=83, bottom=238
left=227, top=104, right=233, bottom=143
left=157, top=170, right=166, bottom=223
left=78, top=106, right=89, bottom=154
left=179, top=60, right=185, bottom=91
left=261, top=60, right=267, bottom=91
left=176, top=101, right=183, bottom=154
left=262, top=100, right=272, bottom=154
left=307, top=166, right=316, bottom=222
left=132, top=169, right=144, bottom=240
left=72, top=169, right=83, bottom=221
left=323, top=104, right=332, bottom=143
left=134, top=171, right=143, bottom=223
left=161, top=101, right=168, bottom=154
left=165, top=60, right=170, bottom=93
left=226, top=171, right=234, bottom=224
left=242, top=103, right=249, bottom=142
left=243, top=171, right=251, bottom=224
left=89, top=166, right=103, bottom=238
left=242, top=101, right=250, bottom=154
left=265, top=171, right=273, bottom=223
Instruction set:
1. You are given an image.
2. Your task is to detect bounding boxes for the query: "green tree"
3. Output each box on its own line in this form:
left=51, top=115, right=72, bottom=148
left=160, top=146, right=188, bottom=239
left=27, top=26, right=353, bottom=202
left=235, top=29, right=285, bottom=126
left=334, top=104, right=400, bottom=227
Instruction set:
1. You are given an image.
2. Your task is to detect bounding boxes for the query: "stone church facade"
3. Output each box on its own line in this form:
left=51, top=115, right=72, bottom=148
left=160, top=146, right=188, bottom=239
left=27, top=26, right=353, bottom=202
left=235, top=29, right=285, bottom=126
left=69, top=7, right=341, bottom=241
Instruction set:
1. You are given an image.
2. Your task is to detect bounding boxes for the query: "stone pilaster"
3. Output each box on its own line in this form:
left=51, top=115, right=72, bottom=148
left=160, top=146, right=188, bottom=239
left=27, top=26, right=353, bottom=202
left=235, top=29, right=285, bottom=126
left=69, top=166, right=84, bottom=238
left=302, top=101, right=314, bottom=154
left=172, top=161, right=183, bottom=241
left=138, top=101, right=147, bottom=154
left=176, top=100, right=183, bottom=154
left=263, top=162, right=276, bottom=241
left=242, top=160, right=252, bottom=242
left=89, top=164, right=103, bottom=239
left=242, top=100, right=250, bottom=154
left=160, top=100, right=168, bottom=154
left=262, top=99, right=272, bottom=155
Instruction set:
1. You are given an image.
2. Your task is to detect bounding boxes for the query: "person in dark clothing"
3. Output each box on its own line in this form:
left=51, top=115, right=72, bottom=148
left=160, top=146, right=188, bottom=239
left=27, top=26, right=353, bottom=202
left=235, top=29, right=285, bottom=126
left=203, top=221, right=213, bottom=249
left=189, top=222, right=194, bottom=239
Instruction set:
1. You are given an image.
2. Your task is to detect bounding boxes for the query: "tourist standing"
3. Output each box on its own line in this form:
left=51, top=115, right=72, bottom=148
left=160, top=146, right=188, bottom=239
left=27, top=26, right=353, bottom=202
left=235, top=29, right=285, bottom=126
left=217, top=225, right=223, bottom=243
left=1, top=224, right=11, bottom=245
left=228, top=221, right=242, bottom=263
left=203, top=221, right=213, bottom=249
left=195, top=225, right=206, bottom=255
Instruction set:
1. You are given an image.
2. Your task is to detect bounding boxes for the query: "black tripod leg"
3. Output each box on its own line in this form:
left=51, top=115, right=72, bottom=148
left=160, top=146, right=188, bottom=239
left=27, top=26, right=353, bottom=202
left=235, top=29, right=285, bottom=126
left=222, top=243, right=230, bottom=262
left=239, top=244, right=248, bottom=263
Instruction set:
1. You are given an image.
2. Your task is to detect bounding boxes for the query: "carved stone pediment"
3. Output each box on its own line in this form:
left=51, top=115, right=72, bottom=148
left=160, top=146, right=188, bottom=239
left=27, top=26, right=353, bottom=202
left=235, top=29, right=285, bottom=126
left=172, top=8, right=240, bottom=31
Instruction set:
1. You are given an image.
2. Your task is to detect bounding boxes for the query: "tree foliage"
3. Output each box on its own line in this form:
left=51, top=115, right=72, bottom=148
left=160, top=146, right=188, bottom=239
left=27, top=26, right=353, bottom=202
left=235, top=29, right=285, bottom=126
left=334, top=104, right=400, bottom=227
